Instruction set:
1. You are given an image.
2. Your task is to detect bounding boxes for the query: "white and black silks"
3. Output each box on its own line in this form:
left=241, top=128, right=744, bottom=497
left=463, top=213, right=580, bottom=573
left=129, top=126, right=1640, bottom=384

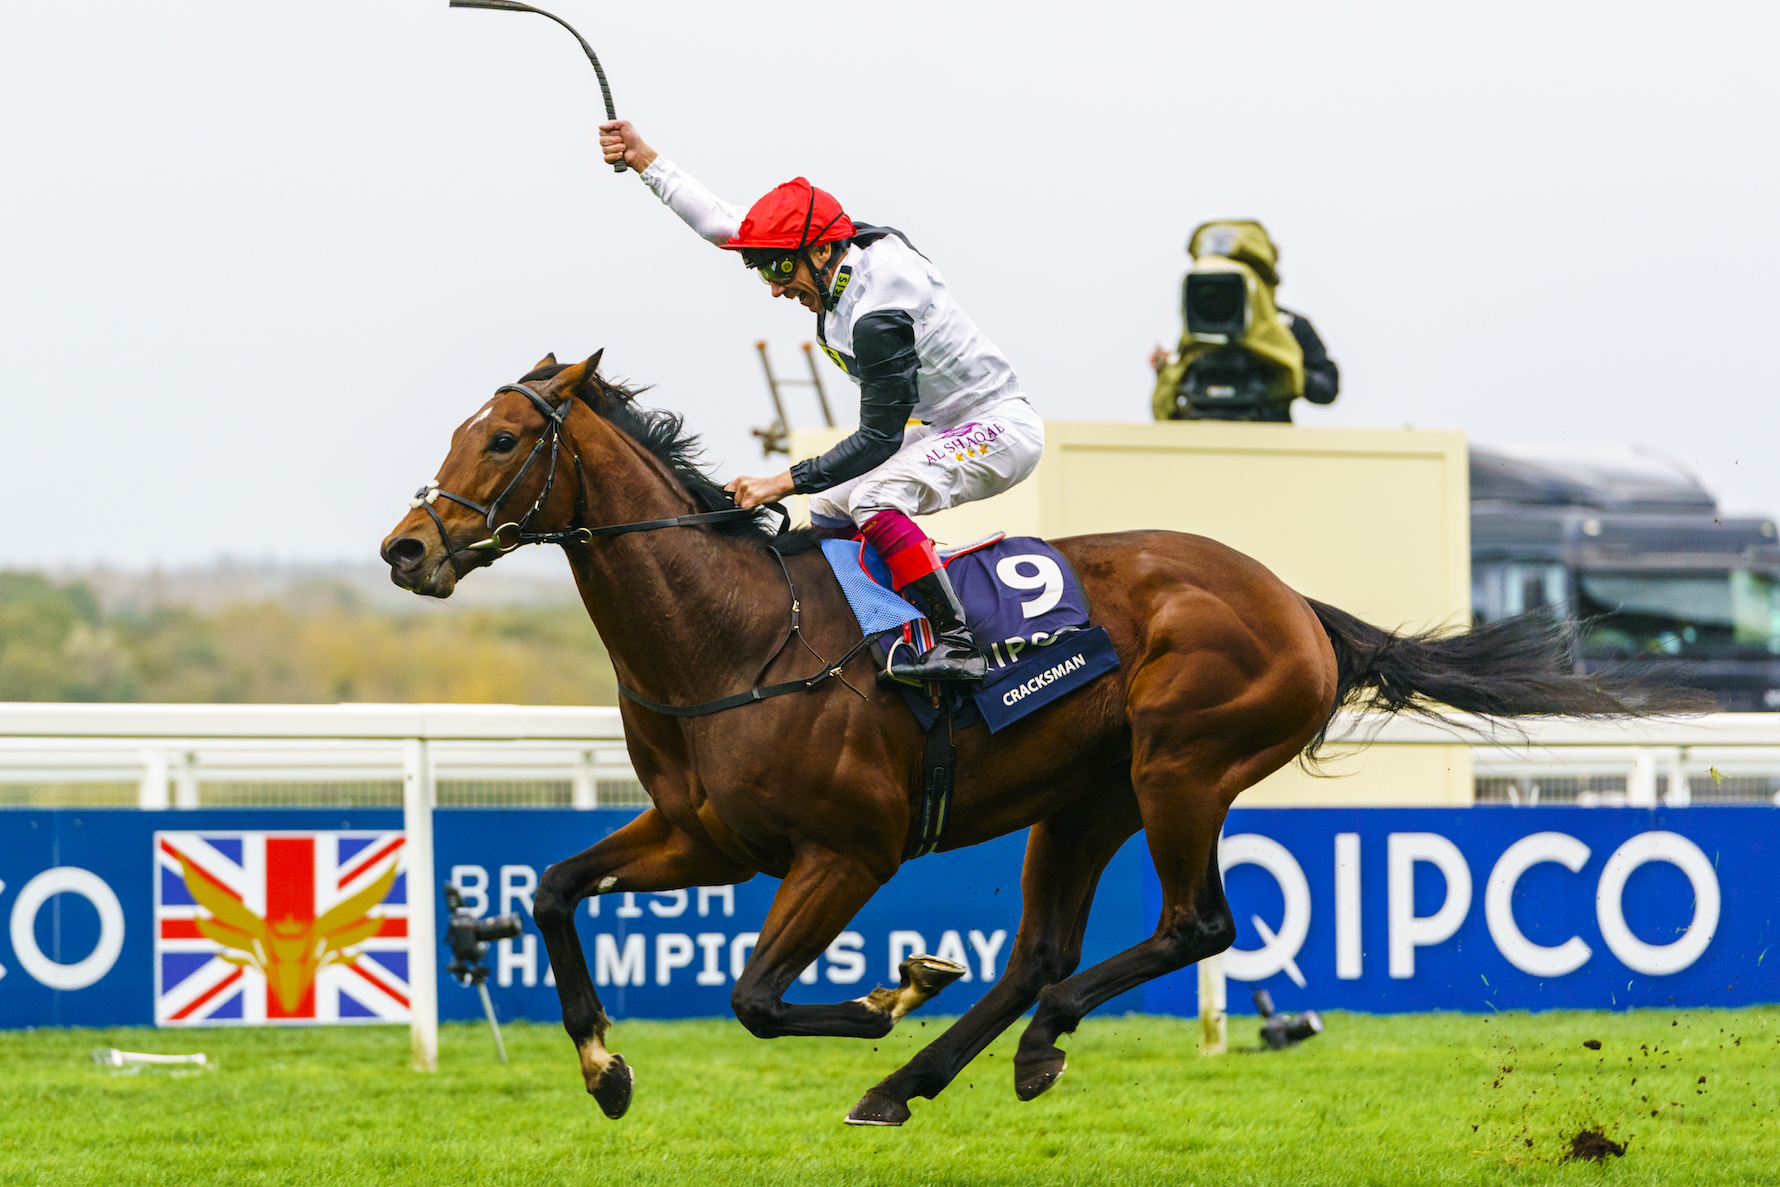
left=639, top=158, right=1026, bottom=497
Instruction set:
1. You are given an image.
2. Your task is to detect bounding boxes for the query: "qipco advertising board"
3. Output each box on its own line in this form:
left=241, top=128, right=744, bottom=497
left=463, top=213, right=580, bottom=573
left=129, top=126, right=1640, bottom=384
left=0, top=806, right=1772, bottom=1028
left=1152, top=806, right=1773, bottom=1017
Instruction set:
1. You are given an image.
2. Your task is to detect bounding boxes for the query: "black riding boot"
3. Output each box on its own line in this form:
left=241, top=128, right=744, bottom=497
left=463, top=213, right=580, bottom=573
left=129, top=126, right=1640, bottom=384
left=889, top=567, right=988, bottom=683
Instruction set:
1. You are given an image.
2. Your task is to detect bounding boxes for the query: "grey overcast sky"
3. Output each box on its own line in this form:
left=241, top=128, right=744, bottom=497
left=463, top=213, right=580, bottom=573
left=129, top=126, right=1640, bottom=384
left=2, top=1, right=1776, bottom=571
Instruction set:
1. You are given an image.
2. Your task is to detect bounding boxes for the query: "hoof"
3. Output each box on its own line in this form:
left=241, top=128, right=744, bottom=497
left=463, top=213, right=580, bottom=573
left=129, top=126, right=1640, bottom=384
left=1014, top=1047, right=1066, bottom=1101
left=902, top=954, right=968, bottom=998
left=859, top=954, right=970, bottom=1022
left=590, top=1054, right=634, bottom=1120
left=844, top=1088, right=911, bottom=1127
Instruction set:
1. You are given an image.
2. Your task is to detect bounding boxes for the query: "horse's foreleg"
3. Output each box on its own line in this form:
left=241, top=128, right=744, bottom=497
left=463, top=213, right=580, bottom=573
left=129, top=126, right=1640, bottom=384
left=846, top=791, right=1140, bottom=1126
left=729, top=849, right=944, bottom=1040
left=532, top=807, right=753, bottom=1119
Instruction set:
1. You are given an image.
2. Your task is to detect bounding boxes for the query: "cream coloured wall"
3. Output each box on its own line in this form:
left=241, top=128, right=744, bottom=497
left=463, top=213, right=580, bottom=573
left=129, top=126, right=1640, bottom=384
left=789, top=420, right=1472, bottom=805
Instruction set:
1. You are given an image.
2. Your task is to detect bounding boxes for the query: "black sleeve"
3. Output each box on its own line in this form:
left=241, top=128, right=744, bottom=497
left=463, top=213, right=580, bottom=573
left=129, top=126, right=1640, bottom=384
left=790, top=310, right=919, bottom=494
left=1285, top=309, right=1340, bottom=405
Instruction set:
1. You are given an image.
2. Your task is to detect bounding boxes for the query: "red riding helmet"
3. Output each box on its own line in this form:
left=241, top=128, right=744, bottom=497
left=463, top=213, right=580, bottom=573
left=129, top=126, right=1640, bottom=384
left=722, top=177, right=855, bottom=257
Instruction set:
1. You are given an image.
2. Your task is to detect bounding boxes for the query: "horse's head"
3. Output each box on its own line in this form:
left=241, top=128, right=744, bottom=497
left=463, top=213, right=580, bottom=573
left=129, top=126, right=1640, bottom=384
left=380, top=350, right=605, bottom=598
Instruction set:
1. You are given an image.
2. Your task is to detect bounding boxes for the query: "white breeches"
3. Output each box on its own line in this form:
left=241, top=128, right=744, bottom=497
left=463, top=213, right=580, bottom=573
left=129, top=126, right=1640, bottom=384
left=806, top=397, right=1044, bottom=528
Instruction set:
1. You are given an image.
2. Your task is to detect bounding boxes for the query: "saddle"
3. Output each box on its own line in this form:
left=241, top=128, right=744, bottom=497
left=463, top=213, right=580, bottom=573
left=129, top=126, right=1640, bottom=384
left=820, top=533, right=1123, bottom=857
left=822, top=533, right=1121, bottom=731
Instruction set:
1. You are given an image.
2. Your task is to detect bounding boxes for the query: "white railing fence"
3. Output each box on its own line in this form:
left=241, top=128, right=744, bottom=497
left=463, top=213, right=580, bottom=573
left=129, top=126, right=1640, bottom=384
left=1333, top=714, right=1780, bottom=807
left=0, top=704, right=642, bottom=809
left=3, top=706, right=1779, bottom=809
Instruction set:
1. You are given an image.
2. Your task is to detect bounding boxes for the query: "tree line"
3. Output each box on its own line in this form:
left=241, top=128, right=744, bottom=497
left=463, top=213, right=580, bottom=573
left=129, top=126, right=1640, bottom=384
left=0, top=571, right=616, bottom=705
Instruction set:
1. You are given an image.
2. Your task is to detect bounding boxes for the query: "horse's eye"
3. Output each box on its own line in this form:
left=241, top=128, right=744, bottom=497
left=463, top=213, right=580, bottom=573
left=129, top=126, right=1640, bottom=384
left=490, top=433, right=518, bottom=453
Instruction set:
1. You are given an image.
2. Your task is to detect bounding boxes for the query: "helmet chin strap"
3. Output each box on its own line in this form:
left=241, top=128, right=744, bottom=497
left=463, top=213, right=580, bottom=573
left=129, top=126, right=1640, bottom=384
left=789, top=185, right=849, bottom=310
left=800, top=243, right=848, bottom=309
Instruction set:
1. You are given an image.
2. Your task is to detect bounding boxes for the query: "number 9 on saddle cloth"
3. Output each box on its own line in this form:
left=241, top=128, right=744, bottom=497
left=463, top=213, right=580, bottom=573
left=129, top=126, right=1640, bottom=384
left=820, top=535, right=1121, bottom=733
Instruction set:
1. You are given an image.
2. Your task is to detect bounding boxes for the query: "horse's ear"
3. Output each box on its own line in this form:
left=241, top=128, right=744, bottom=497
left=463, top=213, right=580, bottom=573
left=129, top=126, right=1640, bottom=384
left=533, top=352, right=558, bottom=371
left=568, top=350, right=606, bottom=399
left=549, top=350, right=605, bottom=398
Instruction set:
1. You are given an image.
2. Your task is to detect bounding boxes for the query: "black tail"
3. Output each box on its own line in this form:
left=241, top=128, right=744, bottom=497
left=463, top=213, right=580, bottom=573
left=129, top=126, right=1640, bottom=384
left=1304, top=599, right=1708, bottom=758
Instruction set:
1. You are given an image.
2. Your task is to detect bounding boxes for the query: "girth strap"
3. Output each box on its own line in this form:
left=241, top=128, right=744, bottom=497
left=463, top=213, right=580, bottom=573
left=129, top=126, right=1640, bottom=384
left=910, top=704, right=957, bottom=859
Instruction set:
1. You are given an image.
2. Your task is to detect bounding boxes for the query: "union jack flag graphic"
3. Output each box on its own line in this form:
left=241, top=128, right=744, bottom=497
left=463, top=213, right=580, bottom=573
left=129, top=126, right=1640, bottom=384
left=153, top=831, right=411, bottom=1026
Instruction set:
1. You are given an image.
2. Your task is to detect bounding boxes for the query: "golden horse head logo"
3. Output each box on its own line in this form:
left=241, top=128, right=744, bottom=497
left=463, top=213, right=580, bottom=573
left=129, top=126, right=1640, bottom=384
left=176, top=854, right=398, bottom=1014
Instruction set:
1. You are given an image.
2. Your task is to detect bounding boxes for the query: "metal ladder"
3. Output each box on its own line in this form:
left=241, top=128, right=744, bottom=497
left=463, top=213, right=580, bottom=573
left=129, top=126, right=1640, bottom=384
left=752, top=341, right=834, bottom=456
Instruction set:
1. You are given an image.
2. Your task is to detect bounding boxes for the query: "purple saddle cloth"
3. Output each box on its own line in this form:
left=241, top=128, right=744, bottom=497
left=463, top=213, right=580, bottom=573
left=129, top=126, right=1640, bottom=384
left=820, top=535, right=1121, bottom=732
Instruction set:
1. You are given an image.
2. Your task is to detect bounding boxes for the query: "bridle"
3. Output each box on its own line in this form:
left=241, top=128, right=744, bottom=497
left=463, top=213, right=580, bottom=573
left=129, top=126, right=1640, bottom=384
left=409, top=382, right=779, bottom=559
left=405, top=381, right=872, bottom=717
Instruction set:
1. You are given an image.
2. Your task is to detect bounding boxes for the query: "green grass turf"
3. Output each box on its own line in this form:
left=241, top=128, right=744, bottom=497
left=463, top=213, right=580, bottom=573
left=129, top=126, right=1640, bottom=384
left=4, top=1009, right=1779, bottom=1186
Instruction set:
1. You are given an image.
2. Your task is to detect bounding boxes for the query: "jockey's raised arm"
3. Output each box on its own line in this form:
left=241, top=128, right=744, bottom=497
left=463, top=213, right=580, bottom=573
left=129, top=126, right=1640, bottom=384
left=598, top=118, right=1044, bottom=685
left=641, top=157, right=747, bottom=246
left=599, top=120, right=742, bottom=245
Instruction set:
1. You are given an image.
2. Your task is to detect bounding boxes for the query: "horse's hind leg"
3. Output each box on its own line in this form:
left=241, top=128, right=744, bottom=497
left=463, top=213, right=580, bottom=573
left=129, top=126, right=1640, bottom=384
left=1012, top=810, right=1234, bottom=1101
left=1008, top=721, right=1281, bottom=1101
left=1012, top=603, right=1328, bottom=1100
left=847, top=788, right=1140, bottom=1126
left=532, top=808, right=752, bottom=1119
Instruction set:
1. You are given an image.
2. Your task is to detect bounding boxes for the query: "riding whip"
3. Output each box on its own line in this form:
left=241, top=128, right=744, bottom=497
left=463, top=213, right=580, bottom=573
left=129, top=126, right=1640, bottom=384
left=448, top=0, right=626, bottom=173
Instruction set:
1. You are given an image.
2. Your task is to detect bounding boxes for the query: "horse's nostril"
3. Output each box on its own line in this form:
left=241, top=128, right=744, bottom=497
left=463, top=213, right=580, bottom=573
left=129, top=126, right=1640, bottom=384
left=385, top=537, right=427, bottom=568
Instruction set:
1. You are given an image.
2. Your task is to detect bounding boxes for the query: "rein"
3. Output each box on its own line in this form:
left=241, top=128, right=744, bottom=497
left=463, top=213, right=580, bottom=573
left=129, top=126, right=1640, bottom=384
left=413, top=381, right=869, bottom=717
left=615, top=547, right=875, bottom=718
left=410, top=384, right=780, bottom=556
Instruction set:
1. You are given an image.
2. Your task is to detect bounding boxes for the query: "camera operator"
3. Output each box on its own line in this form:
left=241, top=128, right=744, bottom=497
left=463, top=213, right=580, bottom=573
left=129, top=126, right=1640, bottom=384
left=1149, top=221, right=1339, bottom=422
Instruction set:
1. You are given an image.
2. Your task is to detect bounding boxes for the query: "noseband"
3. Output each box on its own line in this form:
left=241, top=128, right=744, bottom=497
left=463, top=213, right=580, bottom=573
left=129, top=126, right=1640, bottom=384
left=410, top=382, right=778, bottom=559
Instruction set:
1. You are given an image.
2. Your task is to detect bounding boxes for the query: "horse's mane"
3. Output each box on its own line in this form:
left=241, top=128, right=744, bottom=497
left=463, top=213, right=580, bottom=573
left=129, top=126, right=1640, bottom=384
left=522, top=362, right=821, bottom=556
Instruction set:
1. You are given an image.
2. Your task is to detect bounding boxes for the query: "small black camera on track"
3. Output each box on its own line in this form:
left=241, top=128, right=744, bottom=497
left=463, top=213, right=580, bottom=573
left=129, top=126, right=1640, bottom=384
left=443, top=882, right=526, bottom=1063
left=443, top=883, right=524, bottom=984
left=1254, top=988, right=1324, bottom=1050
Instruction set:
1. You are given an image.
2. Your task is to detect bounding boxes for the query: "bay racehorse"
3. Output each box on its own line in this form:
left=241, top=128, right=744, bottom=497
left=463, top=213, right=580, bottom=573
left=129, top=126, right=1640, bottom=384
left=381, top=353, right=1684, bottom=1126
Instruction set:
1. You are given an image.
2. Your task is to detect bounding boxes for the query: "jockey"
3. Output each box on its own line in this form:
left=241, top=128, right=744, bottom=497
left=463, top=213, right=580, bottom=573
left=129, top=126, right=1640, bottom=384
left=599, top=120, right=1044, bottom=684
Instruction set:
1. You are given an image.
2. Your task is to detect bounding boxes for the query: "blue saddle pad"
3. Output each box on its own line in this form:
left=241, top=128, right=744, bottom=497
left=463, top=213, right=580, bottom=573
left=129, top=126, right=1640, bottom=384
left=819, top=535, right=1121, bottom=733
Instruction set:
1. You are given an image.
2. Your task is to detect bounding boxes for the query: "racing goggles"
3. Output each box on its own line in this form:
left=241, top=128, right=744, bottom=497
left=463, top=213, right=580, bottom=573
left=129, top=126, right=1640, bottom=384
left=754, top=253, right=800, bottom=287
